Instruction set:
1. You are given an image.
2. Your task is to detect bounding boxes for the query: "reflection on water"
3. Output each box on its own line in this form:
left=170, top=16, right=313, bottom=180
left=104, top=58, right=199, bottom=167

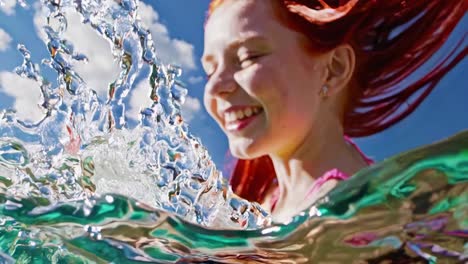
left=0, top=0, right=467, bottom=263
left=1, top=131, right=467, bottom=263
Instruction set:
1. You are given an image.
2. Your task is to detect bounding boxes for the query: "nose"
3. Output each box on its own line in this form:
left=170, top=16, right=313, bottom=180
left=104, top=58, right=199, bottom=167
left=205, top=68, right=237, bottom=98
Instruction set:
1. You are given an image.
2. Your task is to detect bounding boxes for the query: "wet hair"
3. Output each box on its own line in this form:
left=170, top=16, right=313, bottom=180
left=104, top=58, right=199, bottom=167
left=207, top=0, right=467, bottom=203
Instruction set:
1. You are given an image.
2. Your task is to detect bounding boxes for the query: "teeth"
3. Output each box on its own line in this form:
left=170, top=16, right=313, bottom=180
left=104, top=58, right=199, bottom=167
left=244, top=108, right=252, bottom=117
left=225, top=106, right=262, bottom=122
left=230, top=112, right=236, bottom=121
left=236, top=110, right=244, bottom=120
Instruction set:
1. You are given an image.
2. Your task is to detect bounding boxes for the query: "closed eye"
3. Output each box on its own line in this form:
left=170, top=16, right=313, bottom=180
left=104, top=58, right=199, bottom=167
left=239, top=54, right=264, bottom=68
left=203, top=65, right=216, bottom=80
left=205, top=72, right=214, bottom=80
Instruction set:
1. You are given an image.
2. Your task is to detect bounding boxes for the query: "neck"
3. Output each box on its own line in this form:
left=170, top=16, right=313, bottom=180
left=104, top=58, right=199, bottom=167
left=269, top=119, right=367, bottom=200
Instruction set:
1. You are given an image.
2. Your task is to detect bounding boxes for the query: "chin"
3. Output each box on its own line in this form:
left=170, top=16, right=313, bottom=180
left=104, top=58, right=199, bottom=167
left=228, top=138, right=266, bottom=160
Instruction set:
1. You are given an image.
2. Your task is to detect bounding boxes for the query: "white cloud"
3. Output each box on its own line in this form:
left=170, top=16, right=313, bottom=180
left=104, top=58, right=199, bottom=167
left=33, top=8, right=120, bottom=98
left=127, top=79, right=202, bottom=124
left=0, top=0, right=17, bottom=15
left=138, top=3, right=196, bottom=70
left=0, top=71, right=44, bottom=121
left=1, top=2, right=198, bottom=124
left=187, top=75, right=204, bottom=85
left=181, top=95, right=201, bottom=123
left=127, top=79, right=153, bottom=120
left=0, top=28, right=12, bottom=51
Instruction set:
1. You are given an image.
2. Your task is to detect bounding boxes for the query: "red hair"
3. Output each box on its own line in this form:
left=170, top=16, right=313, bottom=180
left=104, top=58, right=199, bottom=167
left=208, top=0, right=468, bottom=203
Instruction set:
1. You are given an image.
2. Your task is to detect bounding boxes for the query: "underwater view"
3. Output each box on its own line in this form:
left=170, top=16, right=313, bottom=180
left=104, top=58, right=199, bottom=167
left=0, top=0, right=466, bottom=263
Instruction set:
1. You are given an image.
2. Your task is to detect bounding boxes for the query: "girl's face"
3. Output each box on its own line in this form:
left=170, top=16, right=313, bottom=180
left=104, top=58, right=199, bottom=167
left=202, top=0, right=329, bottom=159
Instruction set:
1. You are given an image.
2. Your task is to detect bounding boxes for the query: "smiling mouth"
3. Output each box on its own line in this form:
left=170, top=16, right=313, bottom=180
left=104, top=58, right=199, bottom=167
left=224, top=106, right=263, bottom=132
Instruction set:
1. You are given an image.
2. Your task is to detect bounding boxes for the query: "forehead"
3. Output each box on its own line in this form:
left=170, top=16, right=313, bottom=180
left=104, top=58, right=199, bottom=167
left=204, top=0, right=278, bottom=48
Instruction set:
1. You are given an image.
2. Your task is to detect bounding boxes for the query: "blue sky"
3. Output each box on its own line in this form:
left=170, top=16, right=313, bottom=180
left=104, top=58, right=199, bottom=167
left=0, top=0, right=466, bottom=171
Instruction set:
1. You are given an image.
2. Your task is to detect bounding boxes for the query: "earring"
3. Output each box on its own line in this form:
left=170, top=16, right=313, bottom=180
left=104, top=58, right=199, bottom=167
left=320, top=85, right=329, bottom=97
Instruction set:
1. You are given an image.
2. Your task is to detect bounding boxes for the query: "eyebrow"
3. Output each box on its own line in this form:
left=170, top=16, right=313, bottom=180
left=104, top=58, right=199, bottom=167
left=201, top=35, right=268, bottom=65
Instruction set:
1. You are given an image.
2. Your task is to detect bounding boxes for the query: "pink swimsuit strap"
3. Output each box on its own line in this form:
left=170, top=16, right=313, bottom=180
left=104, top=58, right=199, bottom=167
left=269, top=136, right=373, bottom=212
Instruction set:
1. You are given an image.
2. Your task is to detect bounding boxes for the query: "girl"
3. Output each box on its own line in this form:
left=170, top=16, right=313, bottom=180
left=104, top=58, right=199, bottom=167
left=202, top=0, right=466, bottom=222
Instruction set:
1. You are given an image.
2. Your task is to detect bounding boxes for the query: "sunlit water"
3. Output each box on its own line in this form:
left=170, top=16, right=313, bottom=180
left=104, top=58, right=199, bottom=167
left=0, top=0, right=466, bottom=263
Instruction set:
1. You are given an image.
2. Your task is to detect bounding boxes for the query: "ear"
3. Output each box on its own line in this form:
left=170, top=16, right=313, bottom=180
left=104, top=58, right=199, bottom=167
left=324, top=44, right=355, bottom=96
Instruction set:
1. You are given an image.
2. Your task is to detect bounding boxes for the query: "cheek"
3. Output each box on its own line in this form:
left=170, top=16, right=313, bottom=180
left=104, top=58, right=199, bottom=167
left=234, top=63, right=274, bottom=98
left=203, top=90, right=218, bottom=121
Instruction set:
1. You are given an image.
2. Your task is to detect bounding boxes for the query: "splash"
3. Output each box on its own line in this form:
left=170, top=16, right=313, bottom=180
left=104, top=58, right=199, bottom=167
left=1, top=132, right=467, bottom=262
left=0, top=0, right=270, bottom=230
left=0, top=0, right=467, bottom=263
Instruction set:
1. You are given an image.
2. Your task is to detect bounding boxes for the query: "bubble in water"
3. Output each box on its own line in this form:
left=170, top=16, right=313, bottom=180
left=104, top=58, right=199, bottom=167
left=0, top=140, right=28, bottom=167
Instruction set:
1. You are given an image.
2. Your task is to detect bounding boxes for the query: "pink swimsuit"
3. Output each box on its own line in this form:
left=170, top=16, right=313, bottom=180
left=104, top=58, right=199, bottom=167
left=270, top=137, right=373, bottom=212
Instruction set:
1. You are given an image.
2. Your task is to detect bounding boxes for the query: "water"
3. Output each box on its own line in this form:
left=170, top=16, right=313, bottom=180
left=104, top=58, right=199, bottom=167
left=0, top=0, right=270, bottom=229
left=0, top=0, right=466, bottom=263
left=1, top=133, right=466, bottom=262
